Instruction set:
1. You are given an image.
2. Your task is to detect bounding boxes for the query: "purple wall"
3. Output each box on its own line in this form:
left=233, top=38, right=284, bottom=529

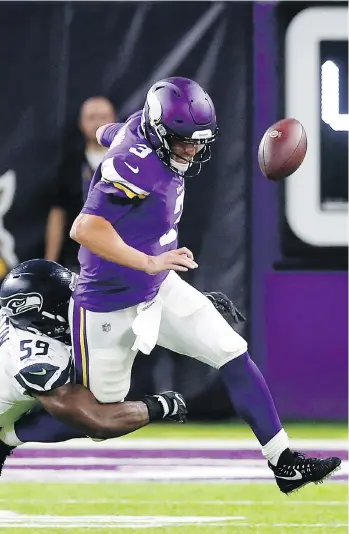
left=265, top=272, right=348, bottom=420
left=251, top=2, right=280, bottom=365
left=252, top=2, right=347, bottom=420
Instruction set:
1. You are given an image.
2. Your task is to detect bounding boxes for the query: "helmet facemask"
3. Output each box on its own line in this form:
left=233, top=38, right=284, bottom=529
left=166, top=133, right=217, bottom=177
left=145, top=118, right=218, bottom=177
left=21, top=300, right=71, bottom=345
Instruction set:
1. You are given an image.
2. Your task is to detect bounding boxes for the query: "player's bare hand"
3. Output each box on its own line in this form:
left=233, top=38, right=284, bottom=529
left=175, top=247, right=194, bottom=260
left=145, top=248, right=198, bottom=275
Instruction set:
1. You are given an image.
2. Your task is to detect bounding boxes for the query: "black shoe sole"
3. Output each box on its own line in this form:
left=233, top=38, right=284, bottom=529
left=282, top=463, right=342, bottom=496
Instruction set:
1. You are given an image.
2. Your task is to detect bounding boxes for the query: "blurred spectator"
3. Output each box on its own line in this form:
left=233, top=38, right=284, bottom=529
left=79, top=96, right=118, bottom=200
left=45, top=96, right=117, bottom=270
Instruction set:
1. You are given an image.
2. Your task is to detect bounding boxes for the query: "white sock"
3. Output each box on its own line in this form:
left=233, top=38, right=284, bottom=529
left=0, top=423, right=24, bottom=447
left=262, top=428, right=289, bottom=466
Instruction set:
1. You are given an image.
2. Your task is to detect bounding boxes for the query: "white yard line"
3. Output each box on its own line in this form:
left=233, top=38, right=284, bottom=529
left=0, top=464, right=348, bottom=484
left=18, top=438, right=348, bottom=450
left=0, top=512, right=346, bottom=529
left=0, top=499, right=346, bottom=506
left=0, top=512, right=246, bottom=528
left=2, top=458, right=290, bottom=466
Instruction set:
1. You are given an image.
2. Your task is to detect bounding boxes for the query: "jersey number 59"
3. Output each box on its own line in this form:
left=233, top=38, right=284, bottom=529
left=20, top=339, right=50, bottom=361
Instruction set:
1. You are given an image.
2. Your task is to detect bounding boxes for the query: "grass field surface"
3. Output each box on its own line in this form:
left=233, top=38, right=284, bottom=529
left=0, top=422, right=347, bottom=533
left=116, top=421, right=348, bottom=440
left=0, top=482, right=346, bottom=533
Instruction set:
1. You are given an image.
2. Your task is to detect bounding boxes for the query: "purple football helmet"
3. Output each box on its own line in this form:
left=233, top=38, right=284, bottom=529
left=142, top=77, right=218, bottom=176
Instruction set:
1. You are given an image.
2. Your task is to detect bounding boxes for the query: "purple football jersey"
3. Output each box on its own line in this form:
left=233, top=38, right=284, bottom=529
left=73, top=111, right=185, bottom=312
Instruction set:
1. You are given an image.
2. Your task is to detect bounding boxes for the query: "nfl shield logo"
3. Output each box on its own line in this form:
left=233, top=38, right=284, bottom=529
left=102, top=322, right=111, bottom=333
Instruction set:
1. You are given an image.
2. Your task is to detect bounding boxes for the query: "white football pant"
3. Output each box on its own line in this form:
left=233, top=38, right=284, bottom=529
left=69, top=271, right=248, bottom=403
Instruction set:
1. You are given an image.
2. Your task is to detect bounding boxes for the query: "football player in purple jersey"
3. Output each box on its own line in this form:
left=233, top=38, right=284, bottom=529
left=71, top=77, right=341, bottom=494
left=8, top=78, right=340, bottom=494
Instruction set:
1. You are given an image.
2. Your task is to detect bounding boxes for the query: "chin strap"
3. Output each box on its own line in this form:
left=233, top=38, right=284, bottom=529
left=169, top=158, right=189, bottom=174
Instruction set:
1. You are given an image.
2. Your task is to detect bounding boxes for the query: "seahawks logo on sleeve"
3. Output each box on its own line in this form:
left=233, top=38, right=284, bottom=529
left=15, top=358, right=73, bottom=394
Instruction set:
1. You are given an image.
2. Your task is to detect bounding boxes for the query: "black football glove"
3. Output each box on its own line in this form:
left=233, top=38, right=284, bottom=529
left=203, top=291, right=246, bottom=326
left=142, top=391, right=187, bottom=423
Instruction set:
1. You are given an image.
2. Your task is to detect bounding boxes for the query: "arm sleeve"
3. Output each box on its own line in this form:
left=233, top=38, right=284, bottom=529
left=100, top=155, right=151, bottom=200
left=81, top=153, right=152, bottom=223
left=81, top=183, right=135, bottom=224
left=100, top=123, right=124, bottom=148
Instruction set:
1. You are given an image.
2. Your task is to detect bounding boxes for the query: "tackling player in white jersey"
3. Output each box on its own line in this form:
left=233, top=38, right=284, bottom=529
left=0, top=259, right=187, bottom=473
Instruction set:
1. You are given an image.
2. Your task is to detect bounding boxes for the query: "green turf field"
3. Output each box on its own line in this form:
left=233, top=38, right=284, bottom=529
left=0, top=422, right=346, bottom=533
left=118, top=421, right=348, bottom=439
left=0, top=482, right=346, bottom=533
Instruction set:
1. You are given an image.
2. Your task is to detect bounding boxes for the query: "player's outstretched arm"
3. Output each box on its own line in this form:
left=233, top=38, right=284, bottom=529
left=35, top=383, right=148, bottom=439
left=34, top=384, right=187, bottom=440
left=70, top=213, right=198, bottom=274
left=96, top=123, right=124, bottom=148
left=96, top=123, right=115, bottom=145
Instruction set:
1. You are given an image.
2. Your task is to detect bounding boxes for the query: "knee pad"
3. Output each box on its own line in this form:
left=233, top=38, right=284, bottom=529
left=88, top=349, right=136, bottom=403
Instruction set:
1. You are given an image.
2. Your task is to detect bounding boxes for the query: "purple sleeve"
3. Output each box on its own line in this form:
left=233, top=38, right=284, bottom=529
left=100, top=155, right=153, bottom=200
left=100, top=123, right=124, bottom=148
left=82, top=181, right=133, bottom=223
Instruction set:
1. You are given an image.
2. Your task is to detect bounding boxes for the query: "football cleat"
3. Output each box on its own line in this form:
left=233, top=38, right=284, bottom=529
left=269, top=451, right=341, bottom=495
left=0, top=441, right=15, bottom=476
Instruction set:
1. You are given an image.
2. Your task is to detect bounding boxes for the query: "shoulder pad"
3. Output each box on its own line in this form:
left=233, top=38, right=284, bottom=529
left=15, top=335, right=73, bottom=393
left=101, top=150, right=154, bottom=199
left=15, top=358, right=73, bottom=393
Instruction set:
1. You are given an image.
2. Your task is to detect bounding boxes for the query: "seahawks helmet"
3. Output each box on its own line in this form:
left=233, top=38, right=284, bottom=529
left=0, top=259, right=74, bottom=345
left=142, top=77, right=218, bottom=176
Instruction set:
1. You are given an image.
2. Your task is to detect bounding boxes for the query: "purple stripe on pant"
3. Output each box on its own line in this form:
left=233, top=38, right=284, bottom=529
left=71, top=300, right=90, bottom=387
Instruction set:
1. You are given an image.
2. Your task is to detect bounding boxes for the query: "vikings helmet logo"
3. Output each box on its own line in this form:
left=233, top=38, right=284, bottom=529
left=146, top=90, right=162, bottom=126
left=2, top=292, right=43, bottom=316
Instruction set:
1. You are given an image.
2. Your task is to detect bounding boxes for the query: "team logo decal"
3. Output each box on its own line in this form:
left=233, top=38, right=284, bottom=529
left=2, top=292, right=43, bottom=316
left=269, top=130, right=282, bottom=138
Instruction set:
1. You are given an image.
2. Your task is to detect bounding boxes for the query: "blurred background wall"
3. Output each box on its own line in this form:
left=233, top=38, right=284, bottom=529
left=0, top=1, right=347, bottom=421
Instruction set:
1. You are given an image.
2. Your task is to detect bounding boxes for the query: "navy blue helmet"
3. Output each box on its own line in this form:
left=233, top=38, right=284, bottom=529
left=0, top=259, right=74, bottom=345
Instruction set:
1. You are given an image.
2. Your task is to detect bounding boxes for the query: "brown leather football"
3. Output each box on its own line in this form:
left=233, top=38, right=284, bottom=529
left=258, top=118, right=307, bottom=180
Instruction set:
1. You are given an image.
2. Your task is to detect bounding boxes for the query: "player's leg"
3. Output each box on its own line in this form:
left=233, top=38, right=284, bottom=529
left=0, top=407, right=86, bottom=446
left=0, top=406, right=87, bottom=475
left=158, top=273, right=341, bottom=493
left=69, top=297, right=138, bottom=403
left=158, top=273, right=283, bottom=448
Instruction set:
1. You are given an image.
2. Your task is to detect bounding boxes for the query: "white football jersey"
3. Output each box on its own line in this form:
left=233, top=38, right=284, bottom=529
left=0, top=312, right=72, bottom=427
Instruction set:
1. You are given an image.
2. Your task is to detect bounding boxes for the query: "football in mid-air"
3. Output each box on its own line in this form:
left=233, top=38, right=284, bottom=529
left=258, top=118, right=307, bottom=181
